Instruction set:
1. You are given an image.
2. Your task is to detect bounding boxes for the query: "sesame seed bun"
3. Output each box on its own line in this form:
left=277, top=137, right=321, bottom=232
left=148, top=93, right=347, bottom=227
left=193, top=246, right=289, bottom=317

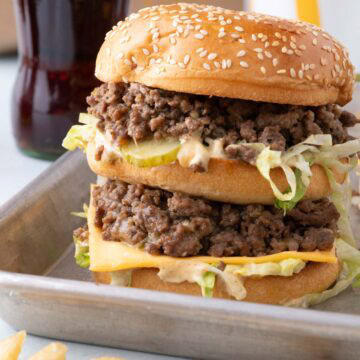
left=87, top=141, right=346, bottom=205
left=93, top=260, right=340, bottom=305
left=95, top=3, right=354, bottom=106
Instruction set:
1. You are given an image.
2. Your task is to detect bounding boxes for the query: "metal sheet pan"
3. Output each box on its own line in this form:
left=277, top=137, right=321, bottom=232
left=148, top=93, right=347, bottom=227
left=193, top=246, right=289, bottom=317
left=0, top=150, right=360, bottom=359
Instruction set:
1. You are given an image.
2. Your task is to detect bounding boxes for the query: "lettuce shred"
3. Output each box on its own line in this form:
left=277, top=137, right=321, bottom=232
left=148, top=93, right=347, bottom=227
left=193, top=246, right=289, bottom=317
left=225, top=258, right=305, bottom=277
left=285, top=239, right=360, bottom=307
left=74, top=235, right=90, bottom=269
left=71, top=203, right=89, bottom=219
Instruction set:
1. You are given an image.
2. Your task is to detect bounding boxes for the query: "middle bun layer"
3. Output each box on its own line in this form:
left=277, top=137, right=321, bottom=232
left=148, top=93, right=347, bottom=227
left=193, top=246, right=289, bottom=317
left=87, top=141, right=345, bottom=205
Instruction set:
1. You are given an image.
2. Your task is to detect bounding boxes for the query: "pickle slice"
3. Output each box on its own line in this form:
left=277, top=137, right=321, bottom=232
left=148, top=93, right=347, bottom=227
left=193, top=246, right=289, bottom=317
left=121, top=139, right=181, bottom=167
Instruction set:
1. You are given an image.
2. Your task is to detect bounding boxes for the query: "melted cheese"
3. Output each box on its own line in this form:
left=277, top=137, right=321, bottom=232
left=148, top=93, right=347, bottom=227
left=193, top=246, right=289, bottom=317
left=88, top=188, right=337, bottom=272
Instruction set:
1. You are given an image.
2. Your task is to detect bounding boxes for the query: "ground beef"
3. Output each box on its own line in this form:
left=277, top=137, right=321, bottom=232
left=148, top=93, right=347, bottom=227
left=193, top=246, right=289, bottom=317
left=92, top=180, right=339, bottom=258
left=74, top=225, right=89, bottom=242
left=87, top=82, right=358, bottom=158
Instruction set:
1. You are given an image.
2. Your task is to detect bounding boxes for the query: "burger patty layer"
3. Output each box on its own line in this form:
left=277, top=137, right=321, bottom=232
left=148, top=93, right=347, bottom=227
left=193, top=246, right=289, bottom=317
left=91, top=180, right=339, bottom=258
left=87, top=82, right=358, bottom=164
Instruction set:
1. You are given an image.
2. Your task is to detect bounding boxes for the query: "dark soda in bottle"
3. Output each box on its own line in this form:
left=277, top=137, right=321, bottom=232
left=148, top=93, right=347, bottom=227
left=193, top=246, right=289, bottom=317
left=12, top=0, right=129, bottom=159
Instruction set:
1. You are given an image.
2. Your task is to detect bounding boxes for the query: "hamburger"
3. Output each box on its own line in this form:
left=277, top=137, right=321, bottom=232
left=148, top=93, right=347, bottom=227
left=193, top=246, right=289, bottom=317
left=63, top=3, right=360, bottom=306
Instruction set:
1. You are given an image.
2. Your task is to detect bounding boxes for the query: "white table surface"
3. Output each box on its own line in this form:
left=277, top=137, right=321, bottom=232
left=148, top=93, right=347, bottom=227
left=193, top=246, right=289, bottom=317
left=0, top=56, right=179, bottom=359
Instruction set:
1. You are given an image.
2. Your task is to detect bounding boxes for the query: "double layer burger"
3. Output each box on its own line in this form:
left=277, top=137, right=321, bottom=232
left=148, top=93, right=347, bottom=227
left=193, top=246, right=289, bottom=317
left=64, top=3, right=360, bottom=305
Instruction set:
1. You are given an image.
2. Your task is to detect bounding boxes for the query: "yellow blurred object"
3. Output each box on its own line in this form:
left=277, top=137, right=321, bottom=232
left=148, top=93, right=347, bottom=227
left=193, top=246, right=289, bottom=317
left=296, top=0, right=320, bottom=26
left=0, top=331, right=26, bottom=360
left=29, top=342, right=68, bottom=360
left=92, top=358, right=126, bottom=360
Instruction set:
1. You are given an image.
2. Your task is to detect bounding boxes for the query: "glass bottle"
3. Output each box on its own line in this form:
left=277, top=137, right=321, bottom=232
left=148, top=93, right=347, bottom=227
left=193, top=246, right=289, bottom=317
left=12, top=0, right=129, bottom=160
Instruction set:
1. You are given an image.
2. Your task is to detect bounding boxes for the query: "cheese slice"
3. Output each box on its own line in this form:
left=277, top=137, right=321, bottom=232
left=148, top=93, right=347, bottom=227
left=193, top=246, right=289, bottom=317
left=88, top=186, right=337, bottom=272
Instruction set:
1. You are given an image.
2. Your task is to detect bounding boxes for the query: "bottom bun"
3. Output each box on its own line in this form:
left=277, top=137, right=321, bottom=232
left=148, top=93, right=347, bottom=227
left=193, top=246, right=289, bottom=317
left=93, top=261, right=339, bottom=305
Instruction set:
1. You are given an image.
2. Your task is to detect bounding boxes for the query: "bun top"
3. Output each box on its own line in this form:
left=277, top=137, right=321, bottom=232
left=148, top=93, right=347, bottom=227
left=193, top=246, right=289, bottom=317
left=95, top=3, right=354, bottom=106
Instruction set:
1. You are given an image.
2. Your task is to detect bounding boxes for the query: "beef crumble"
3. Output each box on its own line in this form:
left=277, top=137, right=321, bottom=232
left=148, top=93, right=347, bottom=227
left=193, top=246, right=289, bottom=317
left=87, top=82, right=358, bottom=163
left=92, top=180, right=339, bottom=258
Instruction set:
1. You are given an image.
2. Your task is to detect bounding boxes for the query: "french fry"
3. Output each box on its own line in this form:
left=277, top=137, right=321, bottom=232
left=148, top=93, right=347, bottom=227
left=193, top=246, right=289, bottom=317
left=0, top=331, right=26, bottom=360
left=29, top=342, right=67, bottom=360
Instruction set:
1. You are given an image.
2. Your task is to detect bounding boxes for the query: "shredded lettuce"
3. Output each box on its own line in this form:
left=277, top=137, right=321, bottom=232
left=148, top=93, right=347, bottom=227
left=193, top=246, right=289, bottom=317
left=74, top=236, right=90, bottom=269
left=285, top=239, right=360, bottom=307
left=225, top=258, right=305, bottom=277
left=157, top=262, right=246, bottom=300
left=71, top=203, right=89, bottom=219
left=110, top=270, right=133, bottom=286
left=255, top=135, right=360, bottom=204
left=197, top=271, right=216, bottom=297
left=275, top=169, right=306, bottom=213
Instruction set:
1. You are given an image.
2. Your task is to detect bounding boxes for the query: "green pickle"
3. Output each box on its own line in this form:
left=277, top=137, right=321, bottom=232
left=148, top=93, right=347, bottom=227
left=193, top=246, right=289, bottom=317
left=121, top=139, right=181, bottom=167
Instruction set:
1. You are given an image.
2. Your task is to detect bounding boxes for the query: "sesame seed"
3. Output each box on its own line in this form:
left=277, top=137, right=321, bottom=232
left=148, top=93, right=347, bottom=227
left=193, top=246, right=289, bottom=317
left=199, top=50, right=207, bottom=58
left=272, top=41, right=280, bottom=47
left=290, top=68, right=296, bottom=78
left=309, top=64, right=315, bottom=70
left=335, top=52, right=340, bottom=61
left=200, top=29, right=208, bottom=35
left=203, top=62, right=211, bottom=70
left=306, top=75, right=312, bottom=81
left=142, top=48, right=150, bottom=56
left=251, top=34, right=257, bottom=41
left=290, top=42, right=297, bottom=49
left=312, top=38, right=317, bottom=46
left=222, top=59, right=227, bottom=69
left=287, top=50, right=294, bottom=55
left=153, top=44, right=159, bottom=53
left=258, top=33, right=264, bottom=39
left=260, top=66, right=266, bottom=74
left=235, top=26, right=244, bottom=32
left=273, top=58, right=278, bottom=67
left=195, top=25, right=201, bottom=31
left=237, top=50, right=246, bottom=57
left=178, top=62, right=185, bottom=69
left=151, top=16, right=160, bottom=20
left=295, top=50, right=302, bottom=56
left=208, top=53, right=217, bottom=60
left=254, top=48, right=263, bottom=53
left=335, top=64, right=341, bottom=72
left=214, top=61, right=220, bottom=68
left=238, top=39, right=246, bottom=44
left=218, top=32, right=226, bottom=38
left=282, top=36, right=287, bottom=42
left=265, top=51, right=272, bottom=58
left=277, top=69, right=286, bottom=74
left=281, top=46, right=287, bottom=53
left=240, top=61, right=249, bottom=68
left=220, top=20, right=227, bottom=26
left=320, top=57, right=327, bottom=66
left=177, top=26, right=183, bottom=33
left=265, top=41, right=270, bottom=48
left=195, top=33, right=204, bottom=39
left=122, top=76, right=128, bottom=83
left=331, top=69, right=336, bottom=78
left=196, top=47, right=204, bottom=53
left=298, top=70, right=304, bottom=79
left=227, top=59, right=232, bottom=68
left=304, top=64, right=309, bottom=71
left=299, top=44, right=306, bottom=50
left=275, top=32, right=281, bottom=39
left=184, top=54, right=190, bottom=65
left=257, top=53, right=264, bottom=60
left=231, top=33, right=240, bottom=39
left=124, top=59, right=131, bottom=66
